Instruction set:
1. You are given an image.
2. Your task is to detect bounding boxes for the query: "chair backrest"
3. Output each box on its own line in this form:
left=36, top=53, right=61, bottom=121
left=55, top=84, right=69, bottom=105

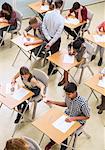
left=24, top=136, right=42, bottom=150
left=32, top=68, right=49, bottom=88
left=85, top=9, right=94, bottom=30
left=15, top=10, right=23, bottom=31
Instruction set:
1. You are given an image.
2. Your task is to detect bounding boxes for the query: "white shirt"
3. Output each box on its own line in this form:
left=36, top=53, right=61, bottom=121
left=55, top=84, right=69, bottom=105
left=42, top=9, right=64, bottom=46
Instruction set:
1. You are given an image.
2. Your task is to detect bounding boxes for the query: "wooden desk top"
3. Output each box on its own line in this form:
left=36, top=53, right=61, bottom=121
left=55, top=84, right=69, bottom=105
left=84, top=74, right=105, bottom=96
left=32, top=108, right=81, bottom=144
left=11, top=34, right=43, bottom=52
left=0, top=22, right=10, bottom=29
left=64, top=16, right=86, bottom=29
left=28, top=1, right=49, bottom=14
left=47, top=51, right=80, bottom=71
left=84, top=32, right=105, bottom=48
left=0, top=87, right=34, bottom=109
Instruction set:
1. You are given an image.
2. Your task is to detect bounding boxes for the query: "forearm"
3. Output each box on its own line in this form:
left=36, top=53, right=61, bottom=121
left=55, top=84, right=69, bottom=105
left=50, top=100, right=66, bottom=107
left=78, top=10, right=82, bottom=22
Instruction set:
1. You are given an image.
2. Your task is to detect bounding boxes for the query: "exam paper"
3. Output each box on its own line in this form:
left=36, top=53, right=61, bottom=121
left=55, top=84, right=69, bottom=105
left=63, top=54, right=74, bottom=64
left=93, top=35, right=105, bottom=42
left=65, top=18, right=79, bottom=25
left=18, top=36, right=35, bottom=44
left=40, top=5, right=49, bottom=11
left=52, top=115, right=75, bottom=133
left=12, top=88, right=30, bottom=100
left=98, top=77, right=105, bottom=88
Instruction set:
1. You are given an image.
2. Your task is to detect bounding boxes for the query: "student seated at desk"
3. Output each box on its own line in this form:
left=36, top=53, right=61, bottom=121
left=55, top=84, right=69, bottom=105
left=58, top=37, right=87, bottom=86
left=45, top=82, right=90, bottom=150
left=11, top=66, right=45, bottom=123
left=0, top=2, right=17, bottom=46
left=23, top=17, right=47, bottom=58
left=91, top=21, right=105, bottom=66
left=64, top=2, right=87, bottom=40
left=97, top=68, right=105, bottom=114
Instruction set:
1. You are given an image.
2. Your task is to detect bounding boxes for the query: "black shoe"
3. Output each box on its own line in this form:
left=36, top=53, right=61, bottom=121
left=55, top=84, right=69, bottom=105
left=91, top=55, right=96, bottom=61
left=0, top=41, right=4, bottom=46
left=96, top=105, right=102, bottom=109
left=14, top=114, right=21, bottom=124
left=98, top=109, right=103, bottom=114
left=48, top=69, right=58, bottom=76
left=98, top=58, right=103, bottom=66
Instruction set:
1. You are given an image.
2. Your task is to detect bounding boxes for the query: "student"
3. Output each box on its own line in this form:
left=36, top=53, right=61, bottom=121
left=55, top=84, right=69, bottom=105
left=0, top=2, right=17, bottom=46
left=23, top=17, right=46, bottom=58
left=42, top=0, right=64, bottom=75
left=42, top=0, right=55, bottom=10
left=96, top=68, right=105, bottom=114
left=4, top=137, right=40, bottom=150
left=58, top=37, right=87, bottom=86
left=64, top=1, right=87, bottom=39
left=11, top=66, right=45, bottom=123
left=91, top=21, right=105, bottom=66
left=45, top=82, right=90, bottom=150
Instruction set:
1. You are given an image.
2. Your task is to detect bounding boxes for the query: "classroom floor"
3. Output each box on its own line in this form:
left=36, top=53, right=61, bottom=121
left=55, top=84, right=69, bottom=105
left=0, top=1, right=105, bottom=150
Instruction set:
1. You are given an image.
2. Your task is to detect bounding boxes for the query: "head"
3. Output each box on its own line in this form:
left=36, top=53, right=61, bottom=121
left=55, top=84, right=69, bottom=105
left=4, top=138, right=29, bottom=150
left=72, top=2, right=80, bottom=12
left=29, top=17, right=39, bottom=29
left=54, top=0, right=63, bottom=9
left=64, top=82, right=77, bottom=99
left=2, top=2, right=13, bottom=15
left=20, top=66, right=31, bottom=80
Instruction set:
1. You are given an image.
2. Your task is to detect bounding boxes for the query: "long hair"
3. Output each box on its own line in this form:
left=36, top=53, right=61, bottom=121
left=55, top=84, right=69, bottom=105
left=20, top=66, right=32, bottom=82
left=2, top=2, right=13, bottom=15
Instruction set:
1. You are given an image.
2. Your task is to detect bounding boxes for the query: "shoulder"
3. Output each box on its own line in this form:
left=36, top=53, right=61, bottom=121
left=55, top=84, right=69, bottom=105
left=77, top=96, right=87, bottom=105
left=11, top=11, right=17, bottom=17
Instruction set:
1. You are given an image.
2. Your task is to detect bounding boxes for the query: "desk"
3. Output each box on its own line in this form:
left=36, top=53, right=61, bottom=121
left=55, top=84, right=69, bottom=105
left=11, top=34, right=43, bottom=66
left=84, top=32, right=105, bottom=48
left=32, top=108, right=81, bottom=146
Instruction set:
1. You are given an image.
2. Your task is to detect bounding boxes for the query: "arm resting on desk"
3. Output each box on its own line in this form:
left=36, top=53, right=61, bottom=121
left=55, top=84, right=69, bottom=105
left=45, top=100, right=66, bottom=107
left=65, top=116, right=90, bottom=122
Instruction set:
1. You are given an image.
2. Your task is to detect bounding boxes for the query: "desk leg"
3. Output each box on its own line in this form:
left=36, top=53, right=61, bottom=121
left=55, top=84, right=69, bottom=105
left=39, top=133, right=44, bottom=145
left=12, top=48, right=21, bottom=66
left=71, top=133, right=78, bottom=150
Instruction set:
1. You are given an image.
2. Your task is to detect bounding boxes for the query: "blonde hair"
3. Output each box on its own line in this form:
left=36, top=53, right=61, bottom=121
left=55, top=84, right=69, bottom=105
left=4, top=138, right=29, bottom=150
left=29, top=17, right=38, bottom=25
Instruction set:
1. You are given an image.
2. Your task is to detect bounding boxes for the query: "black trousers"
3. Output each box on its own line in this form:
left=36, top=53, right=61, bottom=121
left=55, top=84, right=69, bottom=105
left=64, top=24, right=86, bottom=40
left=48, top=38, right=61, bottom=75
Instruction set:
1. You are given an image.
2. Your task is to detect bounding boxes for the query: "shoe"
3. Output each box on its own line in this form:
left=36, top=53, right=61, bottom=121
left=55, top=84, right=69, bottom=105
left=0, top=41, right=4, bottom=46
left=98, top=58, right=103, bottom=66
left=58, top=79, right=65, bottom=86
left=98, top=109, right=103, bottom=114
left=91, top=55, right=96, bottom=61
left=96, top=105, right=101, bottom=109
left=52, top=69, right=58, bottom=75
left=45, top=141, right=55, bottom=150
left=14, top=114, right=21, bottom=124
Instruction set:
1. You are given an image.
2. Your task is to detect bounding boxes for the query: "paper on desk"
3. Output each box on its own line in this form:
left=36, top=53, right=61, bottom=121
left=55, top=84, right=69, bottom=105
left=98, top=77, right=105, bottom=88
left=12, top=88, right=30, bottom=100
left=63, top=54, right=74, bottom=64
left=52, top=115, right=75, bottom=133
left=40, top=5, right=49, bottom=11
left=65, top=18, right=79, bottom=25
left=18, top=36, right=35, bottom=44
left=93, top=35, right=105, bottom=42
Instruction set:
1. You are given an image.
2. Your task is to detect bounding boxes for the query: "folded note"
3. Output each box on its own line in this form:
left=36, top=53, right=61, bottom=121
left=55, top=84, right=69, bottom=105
left=12, top=88, right=30, bottom=100
left=98, top=77, right=105, bottom=88
left=63, top=54, right=74, bottom=64
left=52, top=115, right=75, bottom=133
left=40, top=5, right=49, bottom=11
left=93, top=35, right=105, bottom=42
left=65, top=18, right=79, bottom=25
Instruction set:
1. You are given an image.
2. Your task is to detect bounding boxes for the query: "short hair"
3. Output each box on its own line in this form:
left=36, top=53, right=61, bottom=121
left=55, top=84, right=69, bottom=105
left=72, top=2, right=80, bottom=10
left=55, top=0, right=63, bottom=9
left=29, top=17, right=38, bottom=25
left=4, top=138, right=29, bottom=150
left=20, top=66, right=30, bottom=75
left=64, top=82, right=77, bottom=93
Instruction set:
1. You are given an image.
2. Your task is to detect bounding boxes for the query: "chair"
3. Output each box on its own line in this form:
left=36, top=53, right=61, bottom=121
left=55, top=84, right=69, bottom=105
left=30, top=68, right=49, bottom=119
left=81, top=9, right=94, bottom=36
left=24, top=136, right=42, bottom=150
left=9, top=10, right=23, bottom=47
left=73, top=41, right=94, bottom=84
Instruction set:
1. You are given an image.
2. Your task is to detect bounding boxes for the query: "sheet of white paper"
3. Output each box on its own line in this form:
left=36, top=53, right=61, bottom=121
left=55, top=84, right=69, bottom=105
left=65, top=18, right=79, bottom=25
left=18, top=36, right=35, bottom=44
left=93, top=35, right=105, bottom=42
left=52, top=115, right=75, bottom=133
left=40, top=5, right=49, bottom=11
left=98, top=77, right=105, bottom=88
left=12, top=88, right=30, bottom=100
left=63, top=54, right=74, bottom=64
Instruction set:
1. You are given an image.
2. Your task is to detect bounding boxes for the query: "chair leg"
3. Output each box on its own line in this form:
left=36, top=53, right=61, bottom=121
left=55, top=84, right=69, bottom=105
left=87, top=65, right=94, bottom=75
left=83, top=130, right=91, bottom=139
left=32, top=101, right=37, bottom=120
left=78, top=67, right=84, bottom=84
left=10, top=33, right=14, bottom=48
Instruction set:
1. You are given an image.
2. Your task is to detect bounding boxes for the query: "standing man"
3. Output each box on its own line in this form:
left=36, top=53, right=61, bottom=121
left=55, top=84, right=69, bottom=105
left=45, top=82, right=90, bottom=150
left=42, top=0, right=64, bottom=75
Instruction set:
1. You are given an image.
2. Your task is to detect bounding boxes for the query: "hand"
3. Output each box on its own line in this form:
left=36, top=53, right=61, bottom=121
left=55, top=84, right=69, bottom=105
left=45, top=43, right=51, bottom=49
left=11, top=78, right=16, bottom=85
left=23, top=31, right=28, bottom=38
left=65, top=117, right=75, bottom=122
left=99, top=74, right=103, bottom=80
left=24, top=42, right=31, bottom=46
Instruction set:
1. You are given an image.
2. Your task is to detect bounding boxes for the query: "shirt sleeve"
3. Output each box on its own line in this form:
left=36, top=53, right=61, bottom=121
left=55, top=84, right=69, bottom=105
left=25, top=25, right=32, bottom=32
left=42, top=13, right=52, bottom=42
left=81, top=101, right=90, bottom=117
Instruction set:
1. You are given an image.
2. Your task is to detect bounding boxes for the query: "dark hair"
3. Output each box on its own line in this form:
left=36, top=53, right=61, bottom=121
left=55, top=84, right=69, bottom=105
left=64, top=82, right=77, bottom=93
left=72, top=2, right=80, bottom=10
left=55, top=0, right=63, bottom=9
left=68, top=37, right=85, bottom=50
left=2, top=2, right=13, bottom=15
